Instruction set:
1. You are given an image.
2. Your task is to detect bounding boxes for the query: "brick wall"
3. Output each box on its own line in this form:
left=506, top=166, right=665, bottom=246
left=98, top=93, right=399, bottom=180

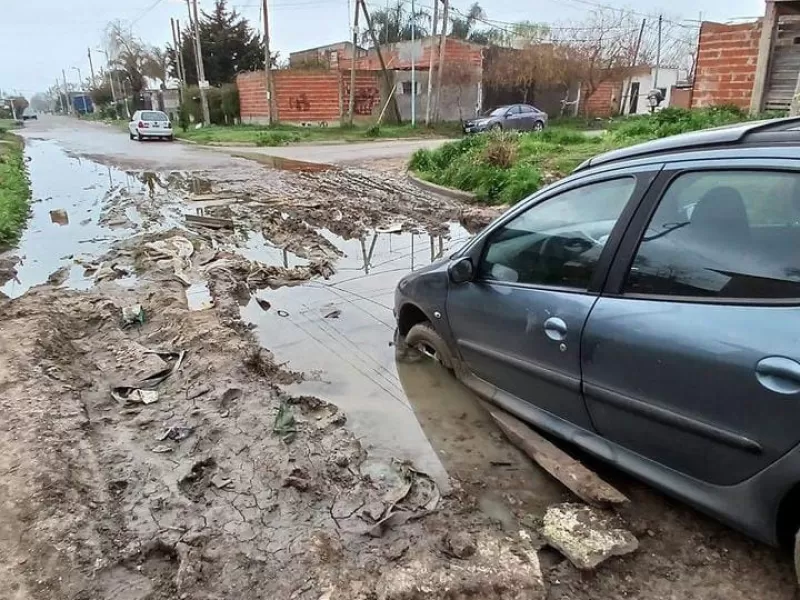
left=691, top=21, right=761, bottom=109
left=237, top=70, right=382, bottom=123
left=582, top=79, right=621, bottom=117
left=340, top=37, right=483, bottom=71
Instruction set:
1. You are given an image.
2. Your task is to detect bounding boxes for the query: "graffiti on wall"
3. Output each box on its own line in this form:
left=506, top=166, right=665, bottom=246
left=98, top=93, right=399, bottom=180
left=289, top=93, right=311, bottom=112
left=342, top=83, right=381, bottom=115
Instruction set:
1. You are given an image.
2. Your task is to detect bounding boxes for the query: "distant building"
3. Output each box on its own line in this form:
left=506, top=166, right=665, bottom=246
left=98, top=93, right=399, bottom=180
left=288, top=42, right=367, bottom=69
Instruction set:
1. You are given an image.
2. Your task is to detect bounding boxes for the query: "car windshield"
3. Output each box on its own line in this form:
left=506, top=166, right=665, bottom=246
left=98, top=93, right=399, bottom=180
left=142, top=111, right=168, bottom=121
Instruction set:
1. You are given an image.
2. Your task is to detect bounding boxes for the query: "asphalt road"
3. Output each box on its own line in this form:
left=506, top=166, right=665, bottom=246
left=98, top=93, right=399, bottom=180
left=18, top=116, right=448, bottom=169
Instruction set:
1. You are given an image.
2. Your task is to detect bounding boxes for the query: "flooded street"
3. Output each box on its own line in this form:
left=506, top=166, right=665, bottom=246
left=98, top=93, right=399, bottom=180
left=1, top=117, right=797, bottom=600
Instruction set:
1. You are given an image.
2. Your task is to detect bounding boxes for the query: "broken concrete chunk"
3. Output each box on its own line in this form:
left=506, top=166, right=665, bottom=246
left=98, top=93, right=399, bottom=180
left=542, top=503, right=638, bottom=570
left=376, top=534, right=545, bottom=600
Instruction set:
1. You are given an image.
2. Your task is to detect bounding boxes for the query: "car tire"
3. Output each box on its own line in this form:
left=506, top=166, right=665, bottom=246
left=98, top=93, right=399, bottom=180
left=794, top=530, right=800, bottom=586
left=490, top=123, right=502, bottom=131
left=405, top=322, right=454, bottom=370
left=137, top=132, right=143, bottom=141
left=129, top=132, right=135, bottom=140
left=534, top=120, right=545, bottom=132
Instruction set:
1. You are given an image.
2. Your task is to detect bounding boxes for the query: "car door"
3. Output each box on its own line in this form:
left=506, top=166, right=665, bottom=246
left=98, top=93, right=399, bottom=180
left=582, top=161, right=800, bottom=486
left=503, top=105, right=522, bottom=130
left=446, top=170, right=655, bottom=429
left=517, top=105, right=535, bottom=130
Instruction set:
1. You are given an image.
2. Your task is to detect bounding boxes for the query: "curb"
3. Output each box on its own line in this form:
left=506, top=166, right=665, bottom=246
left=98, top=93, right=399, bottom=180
left=406, top=173, right=477, bottom=202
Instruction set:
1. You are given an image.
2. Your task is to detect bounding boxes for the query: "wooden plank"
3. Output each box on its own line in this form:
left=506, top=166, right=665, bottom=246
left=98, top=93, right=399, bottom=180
left=490, top=409, right=629, bottom=508
left=184, top=214, right=234, bottom=229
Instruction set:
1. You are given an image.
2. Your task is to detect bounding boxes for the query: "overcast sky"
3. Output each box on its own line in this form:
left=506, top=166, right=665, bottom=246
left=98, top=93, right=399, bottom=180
left=1, top=0, right=765, bottom=97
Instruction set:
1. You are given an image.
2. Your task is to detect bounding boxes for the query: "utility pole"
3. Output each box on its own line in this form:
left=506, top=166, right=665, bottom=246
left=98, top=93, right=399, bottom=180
left=425, top=0, right=439, bottom=125
left=87, top=48, right=96, bottom=88
left=55, top=79, right=65, bottom=113
left=653, top=14, right=663, bottom=89
left=62, top=69, right=72, bottom=115
left=262, top=0, right=278, bottom=125
left=433, top=0, right=449, bottom=122
left=187, top=0, right=211, bottom=124
left=410, top=0, right=416, bottom=126
left=621, top=18, right=646, bottom=115
left=348, top=0, right=361, bottom=124
left=170, top=19, right=183, bottom=85
left=359, top=0, right=401, bottom=123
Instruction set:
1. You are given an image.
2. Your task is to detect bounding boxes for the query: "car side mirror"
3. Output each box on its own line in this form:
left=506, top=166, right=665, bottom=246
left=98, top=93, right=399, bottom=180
left=449, top=257, right=474, bottom=284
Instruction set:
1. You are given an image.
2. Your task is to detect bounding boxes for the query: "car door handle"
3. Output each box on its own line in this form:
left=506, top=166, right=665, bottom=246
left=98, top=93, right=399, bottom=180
left=543, top=317, right=568, bottom=341
left=756, top=357, right=800, bottom=394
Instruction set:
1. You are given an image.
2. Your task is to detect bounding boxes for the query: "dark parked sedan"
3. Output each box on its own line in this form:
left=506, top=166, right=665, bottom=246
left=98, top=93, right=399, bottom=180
left=463, top=104, right=548, bottom=134
left=395, top=117, right=800, bottom=581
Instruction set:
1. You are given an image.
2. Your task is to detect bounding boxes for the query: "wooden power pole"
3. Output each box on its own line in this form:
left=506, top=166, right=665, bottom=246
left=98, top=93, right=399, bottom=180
left=347, top=0, right=361, bottom=124
left=87, top=48, right=96, bottom=88
left=433, top=0, right=449, bottom=122
left=187, top=0, right=210, bottom=124
left=425, top=0, right=439, bottom=125
left=262, top=0, right=278, bottom=125
left=358, top=0, right=401, bottom=123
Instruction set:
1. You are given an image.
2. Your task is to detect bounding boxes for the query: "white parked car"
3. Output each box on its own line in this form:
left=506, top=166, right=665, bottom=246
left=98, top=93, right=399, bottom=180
left=128, top=110, right=174, bottom=141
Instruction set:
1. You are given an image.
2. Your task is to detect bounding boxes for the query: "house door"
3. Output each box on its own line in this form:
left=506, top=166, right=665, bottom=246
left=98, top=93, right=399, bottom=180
left=629, top=82, right=640, bottom=114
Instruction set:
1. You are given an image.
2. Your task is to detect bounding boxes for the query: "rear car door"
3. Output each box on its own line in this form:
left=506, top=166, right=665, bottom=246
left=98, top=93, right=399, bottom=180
left=446, top=169, right=657, bottom=429
left=582, top=161, right=800, bottom=485
left=504, top=105, right=523, bottom=130
left=517, top=105, right=535, bottom=130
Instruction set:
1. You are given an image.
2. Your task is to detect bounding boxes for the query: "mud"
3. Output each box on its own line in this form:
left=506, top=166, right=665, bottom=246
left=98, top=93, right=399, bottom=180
left=2, top=123, right=797, bottom=600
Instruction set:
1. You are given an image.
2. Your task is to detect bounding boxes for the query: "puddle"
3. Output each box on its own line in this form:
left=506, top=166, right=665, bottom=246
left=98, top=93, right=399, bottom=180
left=1, top=141, right=148, bottom=298
left=232, top=152, right=337, bottom=172
left=241, top=224, right=472, bottom=487
left=237, top=231, right=309, bottom=267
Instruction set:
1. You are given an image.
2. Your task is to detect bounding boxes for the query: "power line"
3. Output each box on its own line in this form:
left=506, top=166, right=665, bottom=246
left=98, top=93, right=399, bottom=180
left=130, top=0, right=169, bottom=26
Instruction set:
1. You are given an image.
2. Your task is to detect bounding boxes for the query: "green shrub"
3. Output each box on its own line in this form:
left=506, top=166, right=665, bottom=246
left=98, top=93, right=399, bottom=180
left=255, top=130, right=301, bottom=146
left=0, top=140, right=30, bottom=248
left=365, top=125, right=381, bottom=138
left=536, top=128, right=598, bottom=145
left=482, top=131, right=519, bottom=168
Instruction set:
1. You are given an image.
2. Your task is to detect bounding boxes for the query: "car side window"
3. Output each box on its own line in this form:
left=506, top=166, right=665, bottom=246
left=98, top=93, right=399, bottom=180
left=625, top=170, right=800, bottom=299
left=507, top=106, right=521, bottom=115
left=520, top=105, right=534, bottom=113
left=479, top=177, right=637, bottom=290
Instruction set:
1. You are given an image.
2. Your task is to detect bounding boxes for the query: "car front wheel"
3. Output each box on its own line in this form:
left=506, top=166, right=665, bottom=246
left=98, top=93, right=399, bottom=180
left=489, top=123, right=502, bottom=131
left=534, top=120, right=545, bottom=131
left=405, top=322, right=454, bottom=370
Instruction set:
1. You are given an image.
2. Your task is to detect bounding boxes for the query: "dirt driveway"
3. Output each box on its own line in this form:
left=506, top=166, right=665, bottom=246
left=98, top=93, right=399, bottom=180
left=0, top=117, right=796, bottom=600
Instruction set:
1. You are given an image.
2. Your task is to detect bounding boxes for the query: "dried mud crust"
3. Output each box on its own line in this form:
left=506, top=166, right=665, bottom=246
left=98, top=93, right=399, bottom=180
left=0, top=283, right=543, bottom=600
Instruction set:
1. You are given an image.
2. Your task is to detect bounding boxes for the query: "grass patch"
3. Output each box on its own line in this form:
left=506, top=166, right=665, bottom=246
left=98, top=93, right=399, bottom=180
left=410, top=107, right=758, bottom=205
left=0, top=119, right=22, bottom=133
left=175, top=122, right=461, bottom=145
left=0, top=132, right=31, bottom=249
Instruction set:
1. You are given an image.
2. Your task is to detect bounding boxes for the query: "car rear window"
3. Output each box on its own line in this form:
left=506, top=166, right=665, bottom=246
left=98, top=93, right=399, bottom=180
left=142, top=111, right=168, bottom=121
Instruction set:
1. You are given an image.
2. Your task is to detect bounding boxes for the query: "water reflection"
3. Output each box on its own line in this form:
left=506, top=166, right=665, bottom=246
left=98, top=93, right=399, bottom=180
left=240, top=222, right=469, bottom=486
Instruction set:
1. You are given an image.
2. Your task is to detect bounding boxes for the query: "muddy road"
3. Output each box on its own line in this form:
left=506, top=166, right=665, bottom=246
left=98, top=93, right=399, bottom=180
left=0, top=117, right=796, bottom=600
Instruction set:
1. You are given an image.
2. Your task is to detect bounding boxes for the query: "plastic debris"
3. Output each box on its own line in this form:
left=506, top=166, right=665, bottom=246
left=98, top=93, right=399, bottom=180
left=273, top=400, right=297, bottom=444
left=121, top=304, right=145, bottom=328
left=111, top=388, right=159, bottom=405
left=157, top=425, right=195, bottom=442
left=151, top=445, right=174, bottom=453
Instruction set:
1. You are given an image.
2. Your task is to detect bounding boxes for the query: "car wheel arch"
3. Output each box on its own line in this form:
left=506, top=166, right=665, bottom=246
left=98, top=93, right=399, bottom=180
left=777, top=482, right=800, bottom=549
left=397, top=303, right=431, bottom=337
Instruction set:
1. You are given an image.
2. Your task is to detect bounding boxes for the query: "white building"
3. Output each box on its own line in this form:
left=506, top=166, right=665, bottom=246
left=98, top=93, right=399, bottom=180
left=619, top=66, right=687, bottom=115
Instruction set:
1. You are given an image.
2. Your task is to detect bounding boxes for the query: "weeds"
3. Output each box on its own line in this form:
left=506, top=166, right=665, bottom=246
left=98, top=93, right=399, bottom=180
left=0, top=135, right=31, bottom=248
left=411, top=107, right=759, bottom=205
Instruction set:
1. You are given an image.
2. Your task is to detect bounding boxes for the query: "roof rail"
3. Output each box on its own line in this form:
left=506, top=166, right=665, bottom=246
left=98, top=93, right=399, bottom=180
left=574, top=116, right=800, bottom=173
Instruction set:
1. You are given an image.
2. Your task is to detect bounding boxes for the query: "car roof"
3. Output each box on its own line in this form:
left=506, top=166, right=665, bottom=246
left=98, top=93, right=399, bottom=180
left=574, top=116, right=800, bottom=174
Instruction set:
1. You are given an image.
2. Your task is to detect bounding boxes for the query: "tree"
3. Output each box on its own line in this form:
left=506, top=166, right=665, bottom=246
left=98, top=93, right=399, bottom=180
left=172, top=0, right=264, bottom=86
left=143, top=48, right=171, bottom=90
left=105, top=20, right=151, bottom=104
left=361, top=1, right=429, bottom=46
left=449, top=2, right=485, bottom=42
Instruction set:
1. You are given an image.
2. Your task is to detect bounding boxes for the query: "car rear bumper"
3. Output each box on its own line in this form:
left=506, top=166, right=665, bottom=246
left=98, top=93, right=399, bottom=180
left=137, top=129, right=173, bottom=137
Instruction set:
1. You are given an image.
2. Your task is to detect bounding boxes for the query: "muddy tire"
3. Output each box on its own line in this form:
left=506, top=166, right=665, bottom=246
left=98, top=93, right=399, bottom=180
left=405, top=322, right=454, bottom=370
left=794, top=530, right=800, bottom=587
left=534, top=120, right=545, bottom=132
